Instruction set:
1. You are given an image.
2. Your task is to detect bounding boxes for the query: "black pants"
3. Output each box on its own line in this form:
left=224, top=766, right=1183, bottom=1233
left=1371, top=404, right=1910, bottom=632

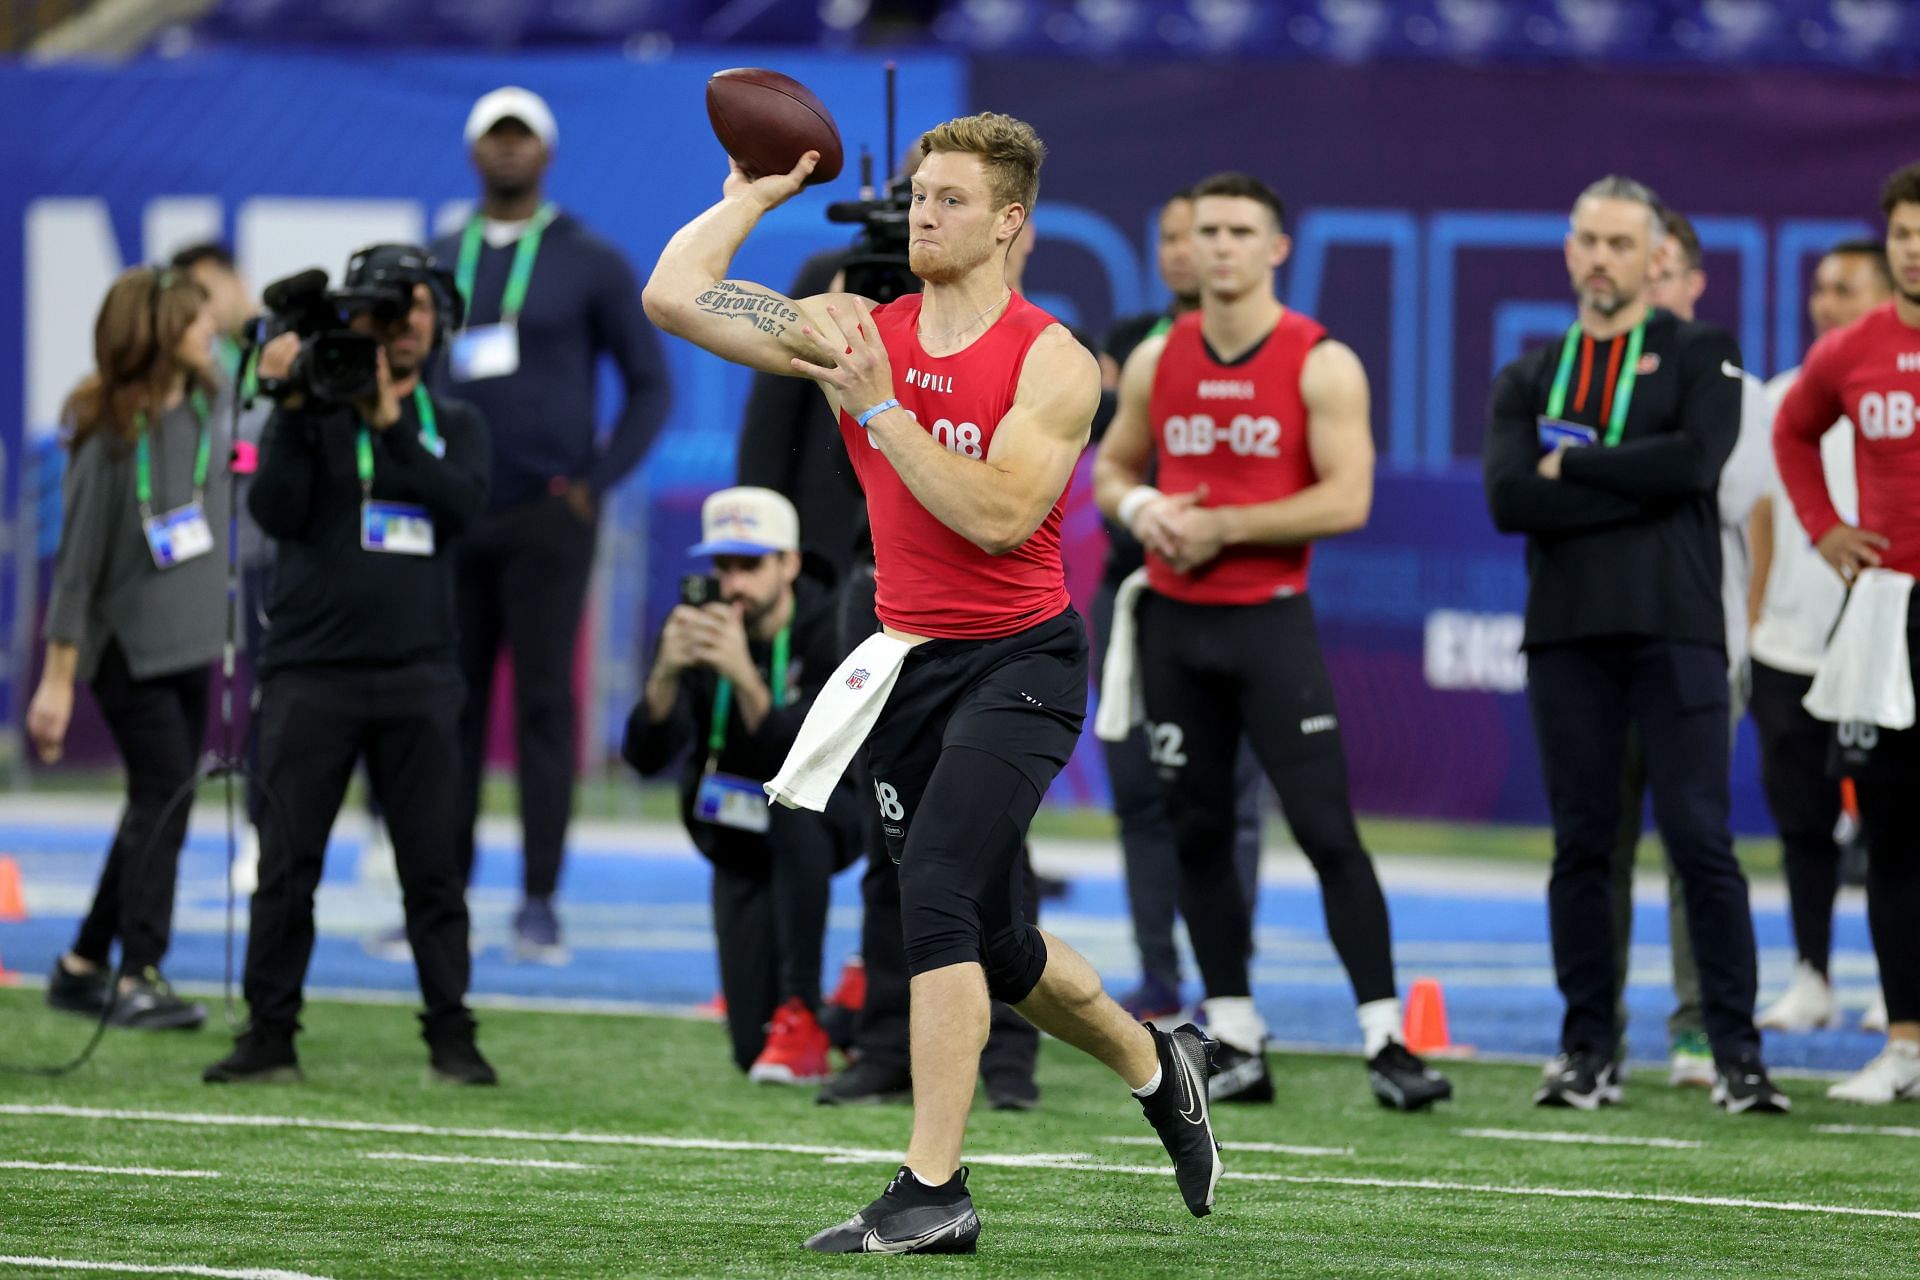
left=1750, top=659, right=1844, bottom=974
left=1091, top=577, right=1263, bottom=992
left=837, top=565, right=1040, bottom=1082
left=72, top=643, right=210, bottom=974
left=1527, top=638, right=1759, bottom=1064
left=454, top=496, right=598, bottom=897
left=244, top=662, right=473, bottom=1036
left=1137, top=592, right=1396, bottom=1006
left=711, top=791, right=863, bottom=1073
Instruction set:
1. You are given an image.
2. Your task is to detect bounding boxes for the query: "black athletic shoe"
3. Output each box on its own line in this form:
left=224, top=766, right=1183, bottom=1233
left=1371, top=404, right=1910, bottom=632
left=1533, top=1051, right=1621, bottom=1111
left=984, top=1072, right=1039, bottom=1112
left=803, top=1165, right=981, bottom=1254
left=1712, top=1061, right=1791, bottom=1114
left=1138, top=1021, right=1224, bottom=1217
left=428, top=1034, right=498, bottom=1086
left=203, top=1028, right=302, bottom=1084
left=105, top=970, right=206, bottom=1031
left=816, top=1059, right=912, bottom=1106
left=44, top=959, right=111, bottom=1017
left=1208, top=1039, right=1274, bottom=1103
left=1368, top=1041, right=1453, bottom=1111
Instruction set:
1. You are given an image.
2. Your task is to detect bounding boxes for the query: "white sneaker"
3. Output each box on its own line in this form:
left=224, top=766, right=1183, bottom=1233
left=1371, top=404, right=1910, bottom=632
left=1667, top=1033, right=1716, bottom=1089
left=1861, top=991, right=1889, bottom=1033
left=1756, top=961, right=1837, bottom=1031
left=1826, top=1041, right=1920, bottom=1104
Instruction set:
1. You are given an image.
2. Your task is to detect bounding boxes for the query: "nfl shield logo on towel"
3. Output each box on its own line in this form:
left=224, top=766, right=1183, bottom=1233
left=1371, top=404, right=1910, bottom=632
left=846, top=668, right=869, bottom=690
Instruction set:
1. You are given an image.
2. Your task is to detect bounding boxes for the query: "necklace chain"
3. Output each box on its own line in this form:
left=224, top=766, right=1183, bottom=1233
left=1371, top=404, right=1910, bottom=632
left=919, top=289, right=1012, bottom=347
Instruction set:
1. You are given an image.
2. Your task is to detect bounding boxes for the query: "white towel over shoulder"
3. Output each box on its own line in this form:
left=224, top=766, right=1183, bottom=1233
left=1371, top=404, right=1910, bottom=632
left=1803, top=568, right=1915, bottom=730
left=1095, top=568, right=1151, bottom=742
left=765, top=632, right=913, bottom=811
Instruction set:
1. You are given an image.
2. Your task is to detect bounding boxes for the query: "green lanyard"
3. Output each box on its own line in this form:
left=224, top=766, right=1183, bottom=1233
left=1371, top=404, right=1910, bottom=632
left=707, top=625, right=791, bottom=761
left=215, top=335, right=260, bottom=404
left=1545, top=311, right=1651, bottom=447
left=455, top=203, right=558, bottom=325
left=356, top=385, right=442, bottom=495
left=133, top=390, right=213, bottom=518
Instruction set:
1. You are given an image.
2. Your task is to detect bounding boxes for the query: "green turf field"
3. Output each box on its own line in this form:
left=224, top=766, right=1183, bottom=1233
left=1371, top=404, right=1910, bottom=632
left=0, top=991, right=1911, bottom=1278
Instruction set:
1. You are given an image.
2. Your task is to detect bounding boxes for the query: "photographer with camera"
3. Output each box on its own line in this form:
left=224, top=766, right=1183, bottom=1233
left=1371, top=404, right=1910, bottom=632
left=34, top=265, right=227, bottom=1031
left=203, top=244, right=495, bottom=1086
left=622, top=487, right=862, bottom=1082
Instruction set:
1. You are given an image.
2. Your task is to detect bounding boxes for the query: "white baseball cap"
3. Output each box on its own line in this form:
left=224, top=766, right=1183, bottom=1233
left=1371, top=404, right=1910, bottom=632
left=688, top=487, right=799, bottom=558
left=464, top=86, right=558, bottom=148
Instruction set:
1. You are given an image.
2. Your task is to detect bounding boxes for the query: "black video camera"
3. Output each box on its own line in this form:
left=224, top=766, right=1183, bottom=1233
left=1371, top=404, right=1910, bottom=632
left=826, top=173, right=919, bottom=303
left=256, top=245, right=463, bottom=407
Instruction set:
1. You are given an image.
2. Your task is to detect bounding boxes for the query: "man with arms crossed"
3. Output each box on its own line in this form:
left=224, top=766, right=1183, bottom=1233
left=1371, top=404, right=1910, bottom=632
left=645, top=112, right=1223, bottom=1253
left=1092, top=171, right=1451, bottom=1111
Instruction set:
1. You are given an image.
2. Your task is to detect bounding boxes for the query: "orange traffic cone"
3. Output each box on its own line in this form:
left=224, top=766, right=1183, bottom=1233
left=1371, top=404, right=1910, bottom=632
left=0, top=856, right=25, bottom=922
left=1404, top=977, right=1473, bottom=1058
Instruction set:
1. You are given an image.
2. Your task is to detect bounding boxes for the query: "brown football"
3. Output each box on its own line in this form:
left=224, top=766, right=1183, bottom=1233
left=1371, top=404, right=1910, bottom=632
left=705, top=67, right=845, bottom=186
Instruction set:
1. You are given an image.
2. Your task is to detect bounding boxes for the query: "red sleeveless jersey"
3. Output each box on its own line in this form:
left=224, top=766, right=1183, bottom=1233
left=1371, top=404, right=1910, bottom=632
left=837, top=291, right=1073, bottom=639
left=1147, top=308, right=1327, bottom=604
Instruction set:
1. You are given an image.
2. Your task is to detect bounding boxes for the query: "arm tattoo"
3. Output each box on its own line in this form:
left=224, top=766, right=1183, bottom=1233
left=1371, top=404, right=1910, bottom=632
left=693, top=281, right=801, bottom=337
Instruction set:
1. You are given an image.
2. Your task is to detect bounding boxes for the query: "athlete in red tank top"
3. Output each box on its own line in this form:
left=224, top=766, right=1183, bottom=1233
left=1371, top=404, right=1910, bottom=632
left=647, top=117, right=1225, bottom=1246
left=836, top=291, right=1072, bottom=638
left=1145, top=308, right=1327, bottom=602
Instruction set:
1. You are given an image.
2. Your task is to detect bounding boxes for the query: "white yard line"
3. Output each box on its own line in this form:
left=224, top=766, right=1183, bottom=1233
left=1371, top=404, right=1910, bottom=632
left=8, top=1102, right=1915, bottom=1222
left=1458, top=1128, right=1705, bottom=1150
left=363, top=1152, right=590, bottom=1171
left=1100, top=1135, right=1355, bottom=1157
left=0, top=1160, right=218, bottom=1179
left=1815, top=1124, right=1920, bottom=1140
left=0, top=1259, right=327, bottom=1280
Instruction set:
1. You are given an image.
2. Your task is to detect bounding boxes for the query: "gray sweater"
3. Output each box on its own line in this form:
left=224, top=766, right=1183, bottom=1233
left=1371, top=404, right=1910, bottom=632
left=45, top=392, right=230, bottom=683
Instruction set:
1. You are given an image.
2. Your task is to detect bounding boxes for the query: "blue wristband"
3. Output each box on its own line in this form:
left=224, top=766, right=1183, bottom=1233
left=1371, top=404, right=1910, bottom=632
left=856, top=398, right=901, bottom=429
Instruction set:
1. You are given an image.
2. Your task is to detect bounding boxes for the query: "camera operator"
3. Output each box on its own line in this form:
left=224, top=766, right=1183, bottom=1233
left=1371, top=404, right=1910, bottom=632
left=623, top=488, right=862, bottom=1081
left=203, top=244, right=494, bottom=1086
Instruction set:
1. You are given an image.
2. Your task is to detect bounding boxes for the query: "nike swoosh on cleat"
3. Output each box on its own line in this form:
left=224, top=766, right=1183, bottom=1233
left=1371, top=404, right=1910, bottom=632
left=860, top=1214, right=974, bottom=1254
left=1174, top=1043, right=1207, bottom=1126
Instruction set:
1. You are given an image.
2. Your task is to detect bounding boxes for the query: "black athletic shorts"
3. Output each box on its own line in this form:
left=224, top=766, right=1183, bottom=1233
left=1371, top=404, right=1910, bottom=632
left=865, top=608, right=1088, bottom=862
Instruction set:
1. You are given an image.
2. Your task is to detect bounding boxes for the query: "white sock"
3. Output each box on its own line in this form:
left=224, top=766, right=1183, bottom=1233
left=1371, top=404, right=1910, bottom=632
left=1131, top=1064, right=1164, bottom=1098
left=909, top=1167, right=948, bottom=1188
left=1202, top=996, right=1267, bottom=1055
left=1357, top=997, right=1403, bottom=1058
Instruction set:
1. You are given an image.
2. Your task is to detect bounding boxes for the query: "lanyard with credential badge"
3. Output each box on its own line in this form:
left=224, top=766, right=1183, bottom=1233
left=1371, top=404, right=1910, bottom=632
left=455, top=203, right=558, bottom=325
left=356, top=385, right=443, bottom=496
left=134, top=390, right=213, bottom=519
left=705, top=625, right=791, bottom=768
left=1545, top=310, right=1651, bottom=447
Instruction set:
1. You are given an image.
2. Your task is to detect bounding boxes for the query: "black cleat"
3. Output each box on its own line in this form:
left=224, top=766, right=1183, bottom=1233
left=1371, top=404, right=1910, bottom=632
left=1533, top=1051, right=1621, bottom=1111
left=427, top=1031, right=498, bottom=1086
left=44, top=959, right=111, bottom=1018
left=105, top=969, right=205, bottom=1031
left=204, top=1027, right=302, bottom=1084
left=1713, top=1061, right=1791, bottom=1114
left=803, top=1165, right=981, bottom=1254
left=1138, top=1021, right=1225, bottom=1217
left=1208, top=1039, right=1274, bottom=1104
left=816, top=1059, right=912, bottom=1106
left=1368, top=1041, right=1453, bottom=1111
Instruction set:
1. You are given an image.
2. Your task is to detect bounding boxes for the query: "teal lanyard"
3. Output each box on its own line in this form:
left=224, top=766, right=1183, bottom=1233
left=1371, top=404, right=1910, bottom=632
left=455, top=203, right=558, bottom=325
left=133, top=390, right=212, bottom=518
left=1545, top=311, right=1651, bottom=447
left=356, top=385, right=441, bottom=496
left=707, top=626, right=791, bottom=760
left=215, top=336, right=260, bottom=404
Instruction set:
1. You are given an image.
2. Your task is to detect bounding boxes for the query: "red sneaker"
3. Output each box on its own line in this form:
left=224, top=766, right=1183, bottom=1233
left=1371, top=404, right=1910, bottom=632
left=825, top=956, right=867, bottom=1013
left=694, top=991, right=727, bottom=1021
left=749, top=997, right=832, bottom=1085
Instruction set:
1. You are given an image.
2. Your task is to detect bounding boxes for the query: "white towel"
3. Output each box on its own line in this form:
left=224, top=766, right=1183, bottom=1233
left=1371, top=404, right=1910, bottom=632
left=1095, top=568, right=1152, bottom=743
left=1803, top=569, right=1916, bottom=730
left=764, top=632, right=913, bottom=811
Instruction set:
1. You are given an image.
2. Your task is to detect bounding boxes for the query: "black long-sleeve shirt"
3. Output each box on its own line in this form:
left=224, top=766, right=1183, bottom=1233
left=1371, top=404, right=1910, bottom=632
left=1483, top=309, right=1740, bottom=650
left=250, top=392, right=488, bottom=672
left=430, top=212, right=670, bottom=510
left=621, top=575, right=842, bottom=867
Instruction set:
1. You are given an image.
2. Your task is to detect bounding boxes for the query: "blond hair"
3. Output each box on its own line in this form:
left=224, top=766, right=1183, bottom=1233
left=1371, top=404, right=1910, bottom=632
left=917, top=112, right=1046, bottom=216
